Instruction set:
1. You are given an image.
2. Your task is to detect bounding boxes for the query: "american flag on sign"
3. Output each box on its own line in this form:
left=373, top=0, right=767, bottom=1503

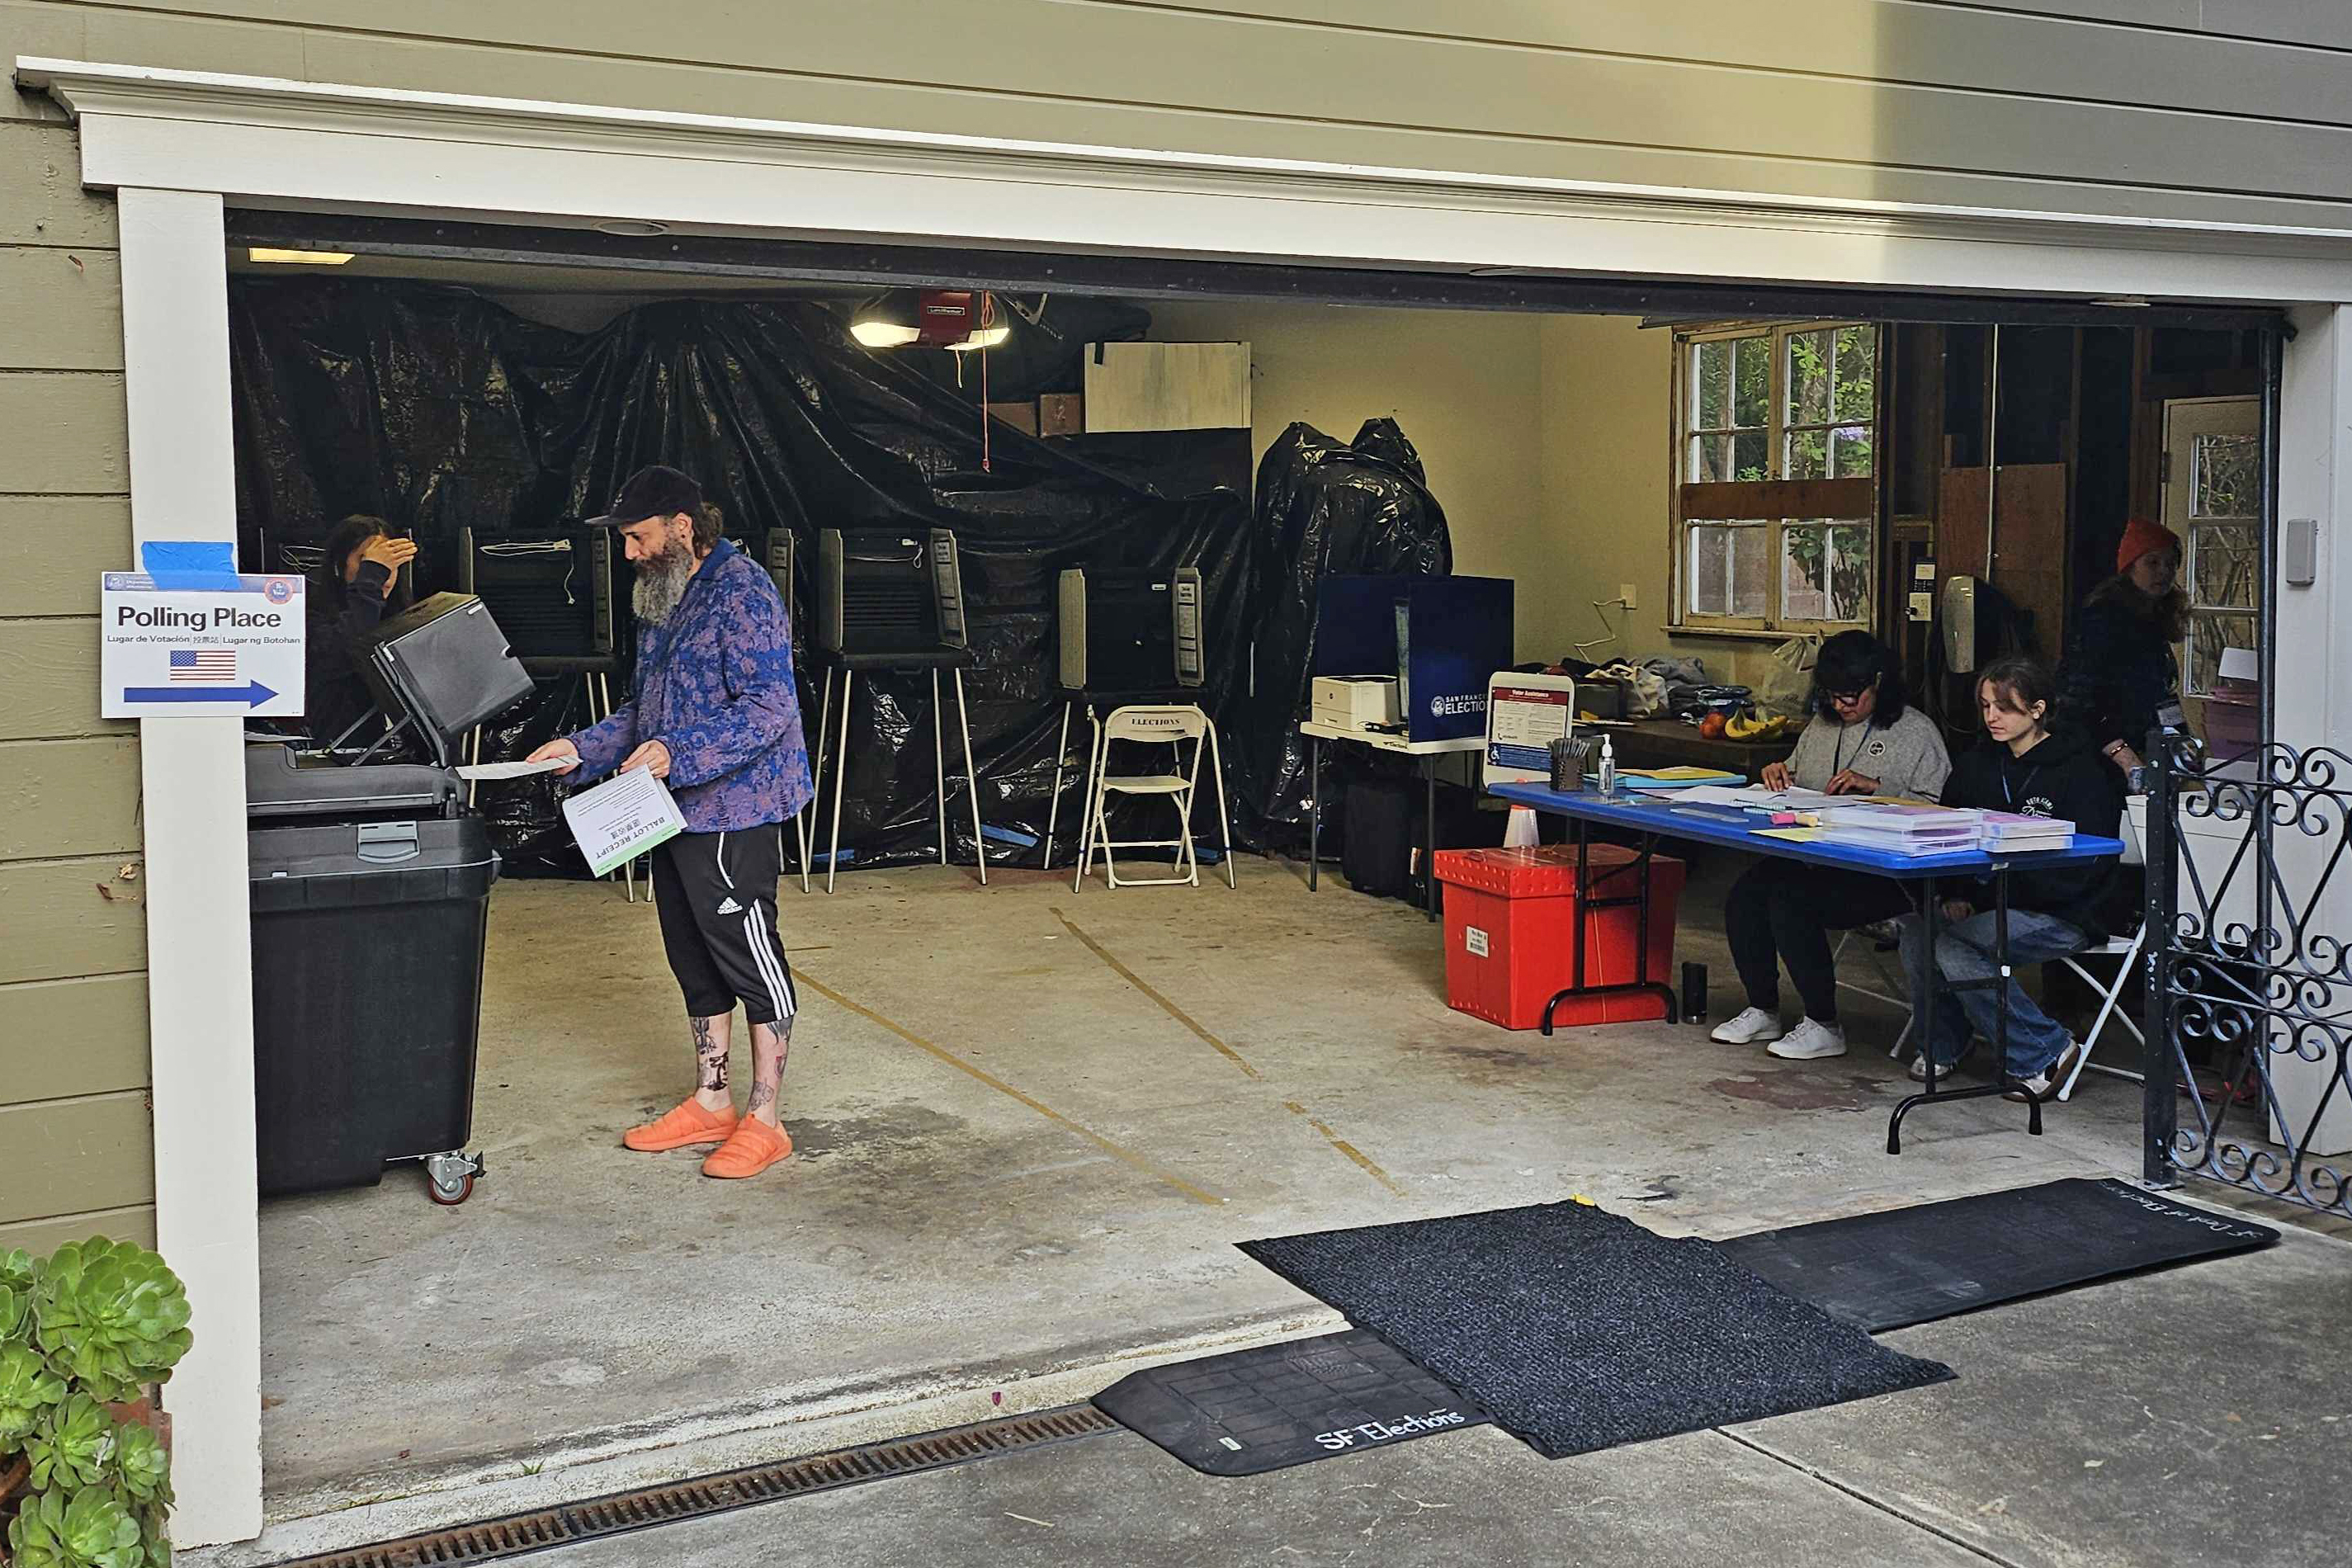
left=169, top=648, right=238, bottom=682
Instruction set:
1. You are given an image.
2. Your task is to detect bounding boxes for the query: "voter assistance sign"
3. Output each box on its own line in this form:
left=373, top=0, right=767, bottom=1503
left=102, top=571, right=306, bottom=718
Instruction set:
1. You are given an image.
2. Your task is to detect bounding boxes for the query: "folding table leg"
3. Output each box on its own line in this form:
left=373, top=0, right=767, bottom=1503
left=954, top=668, right=987, bottom=886
left=1307, top=733, right=1320, bottom=891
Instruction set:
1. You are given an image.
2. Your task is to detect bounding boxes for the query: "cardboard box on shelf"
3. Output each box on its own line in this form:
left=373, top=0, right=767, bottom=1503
left=1038, top=392, right=1084, bottom=437
left=986, top=400, right=1039, bottom=436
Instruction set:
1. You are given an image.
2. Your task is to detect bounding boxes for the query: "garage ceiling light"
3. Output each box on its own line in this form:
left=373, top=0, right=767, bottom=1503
left=247, top=248, right=356, bottom=265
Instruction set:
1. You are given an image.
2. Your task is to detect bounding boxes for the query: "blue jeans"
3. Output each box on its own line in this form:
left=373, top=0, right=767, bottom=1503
left=1897, top=908, right=2085, bottom=1079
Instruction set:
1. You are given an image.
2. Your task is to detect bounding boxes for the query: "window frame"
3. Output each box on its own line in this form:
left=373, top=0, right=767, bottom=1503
left=1670, top=320, right=1885, bottom=634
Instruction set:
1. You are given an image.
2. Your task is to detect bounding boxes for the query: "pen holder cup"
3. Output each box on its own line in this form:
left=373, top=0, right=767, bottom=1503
left=1549, top=736, right=1592, bottom=793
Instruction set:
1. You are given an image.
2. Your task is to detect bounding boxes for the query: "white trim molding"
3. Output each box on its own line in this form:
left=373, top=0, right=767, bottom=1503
left=17, top=56, right=2352, bottom=307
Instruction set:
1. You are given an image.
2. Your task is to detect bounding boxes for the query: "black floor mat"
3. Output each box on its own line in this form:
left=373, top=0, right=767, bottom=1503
left=1093, top=1328, right=1491, bottom=1476
left=1717, top=1177, right=2280, bottom=1333
left=1240, top=1201, right=1951, bottom=1460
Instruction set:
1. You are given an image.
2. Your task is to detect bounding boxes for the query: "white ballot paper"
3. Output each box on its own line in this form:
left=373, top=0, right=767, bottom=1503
left=1676, top=785, right=1835, bottom=809
left=455, top=758, right=572, bottom=782
left=560, top=766, right=686, bottom=876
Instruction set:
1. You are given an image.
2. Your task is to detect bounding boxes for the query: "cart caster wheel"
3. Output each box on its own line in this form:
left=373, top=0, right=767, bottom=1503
left=427, top=1172, right=475, bottom=1207
left=423, top=1150, right=484, bottom=1207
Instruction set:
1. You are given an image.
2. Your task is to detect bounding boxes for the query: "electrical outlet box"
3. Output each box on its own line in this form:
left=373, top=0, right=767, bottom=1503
left=1619, top=583, right=1638, bottom=610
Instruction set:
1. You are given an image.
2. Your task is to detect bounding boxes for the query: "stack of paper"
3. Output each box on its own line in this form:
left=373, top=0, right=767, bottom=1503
left=1816, top=803, right=1985, bottom=856
left=1618, top=766, right=1748, bottom=792
left=1977, top=810, right=2077, bottom=850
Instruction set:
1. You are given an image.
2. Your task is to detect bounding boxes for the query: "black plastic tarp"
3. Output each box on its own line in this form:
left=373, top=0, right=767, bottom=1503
left=228, top=279, right=1449, bottom=873
left=1227, top=419, right=1452, bottom=846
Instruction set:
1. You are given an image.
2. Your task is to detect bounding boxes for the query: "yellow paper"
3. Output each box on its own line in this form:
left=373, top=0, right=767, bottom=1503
left=1645, top=766, right=1742, bottom=780
left=1753, top=827, right=1828, bottom=843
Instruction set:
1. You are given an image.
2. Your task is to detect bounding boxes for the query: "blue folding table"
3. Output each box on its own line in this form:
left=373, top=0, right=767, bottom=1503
left=1488, top=782, right=2126, bottom=1154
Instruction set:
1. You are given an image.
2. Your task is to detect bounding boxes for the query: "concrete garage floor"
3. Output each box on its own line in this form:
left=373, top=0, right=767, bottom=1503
left=460, top=1229, right=2352, bottom=1568
left=234, top=850, right=2170, bottom=1557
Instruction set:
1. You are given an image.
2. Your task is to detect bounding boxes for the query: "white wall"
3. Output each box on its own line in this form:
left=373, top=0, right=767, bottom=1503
left=1145, top=302, right=1772, bottom=683
left=1145, top=301, right=1556, bottom=661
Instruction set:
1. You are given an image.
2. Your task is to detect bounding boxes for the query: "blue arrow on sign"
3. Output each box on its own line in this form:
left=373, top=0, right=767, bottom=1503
left=122, top=682, right=279, bottom=708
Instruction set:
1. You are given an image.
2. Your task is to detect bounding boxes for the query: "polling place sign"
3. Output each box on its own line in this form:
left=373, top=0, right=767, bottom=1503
left=102, top=570, right=306, bottom=718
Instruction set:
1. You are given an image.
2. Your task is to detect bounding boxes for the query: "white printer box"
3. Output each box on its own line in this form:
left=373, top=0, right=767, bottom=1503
left=1311, top=675, right=1401, bottom=730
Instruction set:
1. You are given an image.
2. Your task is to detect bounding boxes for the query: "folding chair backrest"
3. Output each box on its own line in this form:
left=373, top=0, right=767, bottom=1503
left=1100, top=705, right=1211, bottom=744
left=2121, top=793, right=2147, bottom=868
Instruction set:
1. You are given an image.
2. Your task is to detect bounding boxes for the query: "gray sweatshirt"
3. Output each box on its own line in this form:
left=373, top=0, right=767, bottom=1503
left=1783, top=708, right=1952, bottom=801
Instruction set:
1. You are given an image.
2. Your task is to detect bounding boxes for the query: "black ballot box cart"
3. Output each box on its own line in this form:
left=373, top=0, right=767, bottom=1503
left=246, top=591, right=532, bottom=1205
left=247, top=743, right=497, bottom=1204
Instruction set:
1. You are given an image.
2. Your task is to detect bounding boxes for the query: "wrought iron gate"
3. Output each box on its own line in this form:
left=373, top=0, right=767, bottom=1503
left=2144, top=739, right=2352, bottom=1220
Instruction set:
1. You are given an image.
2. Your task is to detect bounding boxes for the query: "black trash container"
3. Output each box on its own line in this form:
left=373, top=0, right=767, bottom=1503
left=247, top=744, right=496, bottom=1203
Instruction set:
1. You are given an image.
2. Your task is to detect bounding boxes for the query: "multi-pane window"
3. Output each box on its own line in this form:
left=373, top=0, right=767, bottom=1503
left=1674, top=323, right=1882, bottom=631
left=2183, top=427, right=2260, bottom=697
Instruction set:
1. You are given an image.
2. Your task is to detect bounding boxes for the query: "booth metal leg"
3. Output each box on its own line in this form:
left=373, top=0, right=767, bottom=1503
left=954, top=668, right=987, bottom=886
left=932, top=669, right=948, bottom=867
left=1307, top=733, right=1322, bottom=890
left=1074, top=711, right=1102, bottom=893
left=826, top=670, right=855, bottom=894
left=803, top=668, right=835, bottom=895
left=1043, top=699, right=1072, bottom=871
left=1209, top=725, right=1237, bottom=890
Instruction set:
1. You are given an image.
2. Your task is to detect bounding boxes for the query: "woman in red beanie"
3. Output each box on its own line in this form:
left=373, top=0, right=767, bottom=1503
left=2055, top=517, right=2188, bottom=789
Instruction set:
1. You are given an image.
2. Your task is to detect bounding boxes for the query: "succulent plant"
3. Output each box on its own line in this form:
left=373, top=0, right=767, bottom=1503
left=26, top=1395, right=116, bottom=1494
left=0, top=1339, right=68, bottom=1445
left=1, top=1248, right=35, bottom=1347
left=106, top=1419, right=172, bottom=1510
left=30, top=1240, right=191, bottom=1405
left=6, top=1484, right=147, bottom=1568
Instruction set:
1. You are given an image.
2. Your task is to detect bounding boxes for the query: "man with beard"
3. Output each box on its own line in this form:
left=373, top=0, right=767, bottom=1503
left=527, top=465, right=814, bottom=1178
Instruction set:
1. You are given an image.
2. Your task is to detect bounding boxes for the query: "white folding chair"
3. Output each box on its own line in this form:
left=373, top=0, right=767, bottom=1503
left=1072, top=705, right=1236, bottom=891
left=2053, top=795, right=2150, bottom=1102
left=1827, top=922, right=1915, bottom=1056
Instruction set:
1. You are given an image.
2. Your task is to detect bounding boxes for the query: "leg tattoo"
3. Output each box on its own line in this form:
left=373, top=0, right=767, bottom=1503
left=692, top=1014, right=730, bottom=1094
left=746, top=1018, right=791, bottom=1122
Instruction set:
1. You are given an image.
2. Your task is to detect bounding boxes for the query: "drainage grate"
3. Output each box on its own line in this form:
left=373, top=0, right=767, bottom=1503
left=274, top=1405, right=1120, bottom=1568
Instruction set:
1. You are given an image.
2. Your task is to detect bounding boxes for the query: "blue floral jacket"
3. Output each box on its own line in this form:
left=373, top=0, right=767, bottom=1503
left=569, top=539, right=813, bottom=832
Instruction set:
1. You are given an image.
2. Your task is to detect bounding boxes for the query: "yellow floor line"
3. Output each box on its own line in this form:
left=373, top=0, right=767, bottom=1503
left=1282, top=1100, right=1409, bottom=1197
left=794, top=969, right=1225, bottom=1207
left=1049, top=908, right=1263, bottom=1080
left=1046, top=909, right=1401, bottom=1198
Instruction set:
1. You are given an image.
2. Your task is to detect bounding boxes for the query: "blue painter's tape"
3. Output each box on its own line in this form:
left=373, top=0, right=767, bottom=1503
left=140, top=540, right=243, bottom=592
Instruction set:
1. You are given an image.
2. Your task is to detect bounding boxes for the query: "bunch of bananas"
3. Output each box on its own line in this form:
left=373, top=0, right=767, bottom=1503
left=1724, top=710, right=1791, bottom=742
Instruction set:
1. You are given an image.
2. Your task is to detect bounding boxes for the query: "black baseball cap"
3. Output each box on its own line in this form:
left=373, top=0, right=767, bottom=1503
left=586, top=464, right=703, bottom=528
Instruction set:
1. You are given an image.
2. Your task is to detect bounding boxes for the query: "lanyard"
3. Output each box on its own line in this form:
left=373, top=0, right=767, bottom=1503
left=2000, top=763, right=2043, bottom=809
left=1832, top=722, right=1857, bottom=778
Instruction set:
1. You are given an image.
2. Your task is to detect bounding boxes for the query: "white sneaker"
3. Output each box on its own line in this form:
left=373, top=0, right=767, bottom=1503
left=1710, top=1006, right=1784, bottom=1046
left=1768, top=1018, right=1847, bottom=1060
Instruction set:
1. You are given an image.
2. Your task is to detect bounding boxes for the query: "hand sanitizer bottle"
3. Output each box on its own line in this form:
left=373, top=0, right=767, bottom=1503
left=1597, top=733, right=1617, bottom=797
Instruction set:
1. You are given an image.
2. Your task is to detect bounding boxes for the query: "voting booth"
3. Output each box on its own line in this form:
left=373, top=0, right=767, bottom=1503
left=1311, top=575, right=1514, bottom=744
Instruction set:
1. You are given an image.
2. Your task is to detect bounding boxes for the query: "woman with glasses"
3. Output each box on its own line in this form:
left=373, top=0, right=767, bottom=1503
left=1712, top=631, right=1953, bottom=1061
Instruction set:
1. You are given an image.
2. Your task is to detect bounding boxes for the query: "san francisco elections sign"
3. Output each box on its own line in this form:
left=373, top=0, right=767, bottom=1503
left=101, top=571, right=307, bottom=719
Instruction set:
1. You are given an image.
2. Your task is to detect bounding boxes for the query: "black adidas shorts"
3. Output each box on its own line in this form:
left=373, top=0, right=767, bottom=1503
left=650, top=826, right=798, bottom=1026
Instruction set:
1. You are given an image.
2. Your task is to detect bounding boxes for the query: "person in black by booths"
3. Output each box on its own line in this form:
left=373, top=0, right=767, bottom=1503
left=2057, top=517, right=2188, bottom=791
left=305, top=513, right=416, bottom=746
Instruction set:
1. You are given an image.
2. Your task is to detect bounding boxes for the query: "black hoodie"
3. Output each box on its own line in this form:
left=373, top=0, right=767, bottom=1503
left=1939, top=727, right=2123, bottom=941
left=305, top=558, right=400, bottom=744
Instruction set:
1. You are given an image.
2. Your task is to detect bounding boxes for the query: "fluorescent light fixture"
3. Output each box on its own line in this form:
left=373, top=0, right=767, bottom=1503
left=851, top=319, right=922, bottom=348
left=247, top=248, right=357, bottom=265
left=945, top=325, right=1011, bottom=352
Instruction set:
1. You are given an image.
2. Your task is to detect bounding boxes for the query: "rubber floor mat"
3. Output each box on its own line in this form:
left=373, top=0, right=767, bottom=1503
left=1093, top=1328, right=1491, bottom=1476
left=1717, top=1177, right=2280, bottom=1333
left=1240, top=1201, right=1950, bottom=1460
